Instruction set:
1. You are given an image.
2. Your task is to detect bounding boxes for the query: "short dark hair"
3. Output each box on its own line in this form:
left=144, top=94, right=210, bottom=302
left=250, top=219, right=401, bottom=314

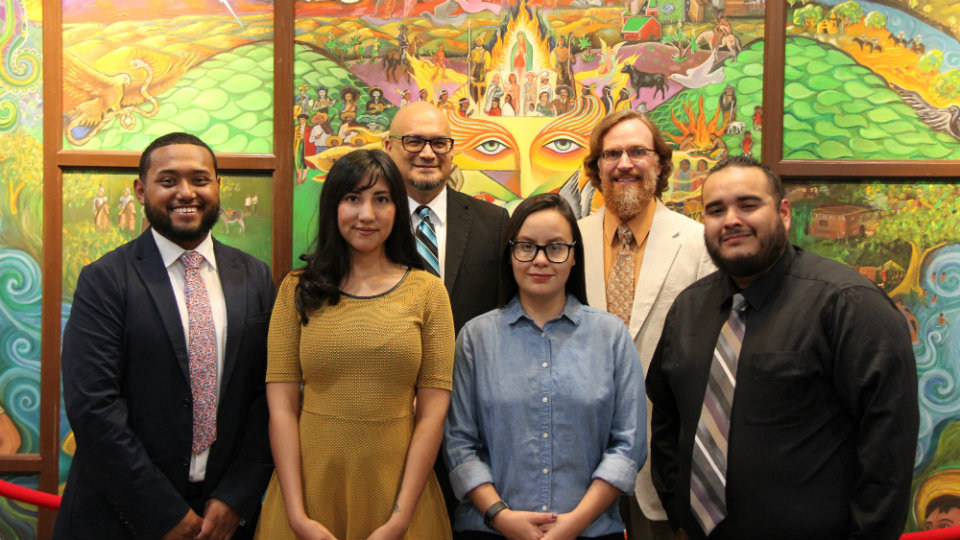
left=583, top=110, right=673, bottom=197
left=139, top=132, right=217, bottom=180
left=497, top=193, right=587, bottom=307
left=707, top=156, right=785, bottom=202
left=927, top=494, right=960, bottom=519
left=295, top=149, right=422, bottom=323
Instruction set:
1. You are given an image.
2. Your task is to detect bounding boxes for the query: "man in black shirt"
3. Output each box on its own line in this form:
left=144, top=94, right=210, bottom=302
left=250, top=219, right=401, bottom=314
left=647, top=156, right=918, bottom=539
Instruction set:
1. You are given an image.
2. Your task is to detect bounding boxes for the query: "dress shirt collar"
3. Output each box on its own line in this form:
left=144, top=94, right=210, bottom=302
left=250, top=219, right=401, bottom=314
left=151, top=228, right=218, bottom=271
left=503, top=294, right=585, bottom=327
left=602, top=196, right=657, bottom=248
left=408, top=187, right=447, bottom=227
left=721, top=244, right=797, bottom=311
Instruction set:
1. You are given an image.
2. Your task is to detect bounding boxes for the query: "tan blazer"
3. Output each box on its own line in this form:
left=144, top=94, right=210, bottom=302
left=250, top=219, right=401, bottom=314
left=578, top=199, right=716, bottom=520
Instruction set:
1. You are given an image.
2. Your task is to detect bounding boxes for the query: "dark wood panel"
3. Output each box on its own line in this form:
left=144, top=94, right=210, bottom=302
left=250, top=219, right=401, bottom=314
left=0, top=455, right=43, bottom=474
left=273, top=2, right=294, bottom=283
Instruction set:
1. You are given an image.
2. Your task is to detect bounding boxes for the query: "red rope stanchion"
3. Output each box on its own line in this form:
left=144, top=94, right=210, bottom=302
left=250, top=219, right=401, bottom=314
left=902, top=524, right=960, bottom=540
left=0, top=478, right=60, bottom=509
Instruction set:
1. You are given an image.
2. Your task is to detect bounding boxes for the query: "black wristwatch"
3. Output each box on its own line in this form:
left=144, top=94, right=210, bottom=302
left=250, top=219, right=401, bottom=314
left=483, top=500, right=509, bottom=530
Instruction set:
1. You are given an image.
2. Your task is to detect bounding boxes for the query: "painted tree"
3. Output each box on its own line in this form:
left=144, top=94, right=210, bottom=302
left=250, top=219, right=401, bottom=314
left=864, top=10, right=888, bottom=30
left=867, top=184, right=960, bottom=298
left=793, top=5, right=824, bottom=32
left=934, top=69, right=960, bottom=99
left=829, top=1, right=864, bottom=31
left=918, top=49, right=944, bottom=72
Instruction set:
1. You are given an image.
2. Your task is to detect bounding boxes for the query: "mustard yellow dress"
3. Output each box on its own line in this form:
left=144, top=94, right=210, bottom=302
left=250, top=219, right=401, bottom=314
left=254, top=269, right=454, bottom=540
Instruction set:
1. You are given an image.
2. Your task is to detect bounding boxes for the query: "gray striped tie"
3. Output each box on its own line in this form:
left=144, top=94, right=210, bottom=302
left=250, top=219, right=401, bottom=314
left=690, top=293, right=747, bottom=535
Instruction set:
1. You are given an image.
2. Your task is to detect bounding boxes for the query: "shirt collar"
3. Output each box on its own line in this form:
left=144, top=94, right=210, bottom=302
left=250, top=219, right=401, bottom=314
left=720, top=244, right=796, bottom=311
left=151, top=228, right=218, bottom=271
left=602, top=197, right=657, bottom=248
left=504, top=294, right=585, bottom=327
left=408, top=188, right=447, bottom=227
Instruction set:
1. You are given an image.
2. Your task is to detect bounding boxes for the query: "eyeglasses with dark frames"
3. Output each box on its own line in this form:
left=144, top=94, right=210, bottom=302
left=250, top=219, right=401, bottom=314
left=510, top=241, right=576, bottom=263
left=389, top=135, right=455, bottom=155
left=599, top=146, right=656, bottom=163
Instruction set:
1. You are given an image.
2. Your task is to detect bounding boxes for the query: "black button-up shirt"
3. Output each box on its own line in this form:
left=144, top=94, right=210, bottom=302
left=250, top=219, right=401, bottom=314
left=648, top=246, right=918, bottom=539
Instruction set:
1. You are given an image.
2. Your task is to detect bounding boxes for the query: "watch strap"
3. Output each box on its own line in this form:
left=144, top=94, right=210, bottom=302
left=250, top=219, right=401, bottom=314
left=483, top=500, right=509, bottom=530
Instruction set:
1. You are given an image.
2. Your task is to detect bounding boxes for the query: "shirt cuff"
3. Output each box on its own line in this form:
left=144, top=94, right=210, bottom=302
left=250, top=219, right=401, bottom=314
left=592, top=452, right=639, bottom=495
left=449, top=458, right=495, bottom=501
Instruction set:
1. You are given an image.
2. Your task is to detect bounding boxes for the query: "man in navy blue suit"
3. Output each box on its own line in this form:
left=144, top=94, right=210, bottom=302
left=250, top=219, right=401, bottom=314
left=54, top=133, right=274, bottom=540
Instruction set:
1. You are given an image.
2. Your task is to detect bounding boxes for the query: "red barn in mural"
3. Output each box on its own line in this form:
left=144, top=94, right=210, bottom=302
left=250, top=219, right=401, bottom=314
left=622, top=16, right=661, bottom=41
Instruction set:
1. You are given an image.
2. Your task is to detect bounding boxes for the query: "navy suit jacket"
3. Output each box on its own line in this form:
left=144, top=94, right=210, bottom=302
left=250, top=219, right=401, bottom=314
left=54, top=230, right=275, bottom=540
left=442, top=187, right=509, bottom=334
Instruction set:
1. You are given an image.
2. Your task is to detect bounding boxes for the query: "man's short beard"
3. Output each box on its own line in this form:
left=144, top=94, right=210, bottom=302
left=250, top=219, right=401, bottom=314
left=144, top=201, right=220, bottom=245
left=706, top=219, right=789, bottom=280
left=410, top=177, right=446, bottom=193
left=604, top=169, right=657, bottom=220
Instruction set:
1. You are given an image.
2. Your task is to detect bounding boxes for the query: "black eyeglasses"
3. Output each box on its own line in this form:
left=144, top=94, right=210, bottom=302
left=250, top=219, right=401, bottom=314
left=510, top=241, right=576, bottom=263
left=390, top=135, right=455, bottom=155
left=600, top=146, right=656, bottom=163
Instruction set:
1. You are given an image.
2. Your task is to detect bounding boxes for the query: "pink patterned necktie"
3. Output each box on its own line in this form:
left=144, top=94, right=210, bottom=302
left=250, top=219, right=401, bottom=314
left=181, top=251, right=217, bottom=453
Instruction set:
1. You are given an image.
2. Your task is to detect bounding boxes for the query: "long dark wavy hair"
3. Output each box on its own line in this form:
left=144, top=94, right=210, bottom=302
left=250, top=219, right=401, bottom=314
left=497, top=193, right=588, bottom=307
left=295, top=149, right=422, bottom=323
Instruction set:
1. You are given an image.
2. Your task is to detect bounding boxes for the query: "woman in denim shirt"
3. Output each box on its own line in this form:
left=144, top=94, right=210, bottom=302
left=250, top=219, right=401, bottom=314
left=445, top=193, right=646, bottom=540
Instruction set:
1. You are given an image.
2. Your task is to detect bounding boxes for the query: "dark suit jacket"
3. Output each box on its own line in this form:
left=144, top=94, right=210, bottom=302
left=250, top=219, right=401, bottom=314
left=54, top=230, right=275, bottom=540
left=442, top=187, right=509, bottom=334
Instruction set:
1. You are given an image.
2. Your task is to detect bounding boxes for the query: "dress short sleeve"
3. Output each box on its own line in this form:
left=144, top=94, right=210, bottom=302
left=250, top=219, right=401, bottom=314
left=266, top=272, right=303, bottom=383
left=416, top=273, right=455, bottom=391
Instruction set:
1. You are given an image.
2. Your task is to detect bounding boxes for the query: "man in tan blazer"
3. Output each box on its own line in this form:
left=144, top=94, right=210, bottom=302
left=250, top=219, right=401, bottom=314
left=578, top=111, right=715, bottom=539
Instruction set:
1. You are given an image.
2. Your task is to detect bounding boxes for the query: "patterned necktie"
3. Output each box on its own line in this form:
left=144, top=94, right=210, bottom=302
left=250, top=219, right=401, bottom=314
left=415, top=205, right=440, bottom=277
left=606, top=224, right=635, bottom=326
left=181, top=251, right=217, bottom=454
left=691, top=293, right=747, bottom=535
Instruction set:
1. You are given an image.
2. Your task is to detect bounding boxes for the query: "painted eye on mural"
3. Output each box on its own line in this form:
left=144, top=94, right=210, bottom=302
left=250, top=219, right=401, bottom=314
left=543, top=138, right=582, bottom=155
left=475, top=139, right=510, bottom=156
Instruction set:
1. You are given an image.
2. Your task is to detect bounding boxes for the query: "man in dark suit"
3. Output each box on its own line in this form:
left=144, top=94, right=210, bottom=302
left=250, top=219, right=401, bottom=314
left=385, top=101, right=509, bottom=334
left=385, top=102, right=508, bottom=525
left=54, top=133, right=274, bottom=540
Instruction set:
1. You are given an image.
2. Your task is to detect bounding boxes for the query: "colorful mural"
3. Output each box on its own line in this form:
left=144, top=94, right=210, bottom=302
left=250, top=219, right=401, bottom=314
left=61, top=0, right=275, bottom=152
left=0, top=0, right=42, bottom=535
left=784, top=0, right=960, bottom=159
left=290, top=0, right=766, bottom=260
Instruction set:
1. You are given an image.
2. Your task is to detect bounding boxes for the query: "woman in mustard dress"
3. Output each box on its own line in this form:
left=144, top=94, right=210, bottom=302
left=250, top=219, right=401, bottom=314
left=255, top=149, right=454, bottom=540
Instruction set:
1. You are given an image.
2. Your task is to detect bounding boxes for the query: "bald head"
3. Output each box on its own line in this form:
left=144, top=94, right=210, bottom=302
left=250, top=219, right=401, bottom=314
left=385, top=102, right=454, bottom=204
left=388, top=101, right=452, bottom=135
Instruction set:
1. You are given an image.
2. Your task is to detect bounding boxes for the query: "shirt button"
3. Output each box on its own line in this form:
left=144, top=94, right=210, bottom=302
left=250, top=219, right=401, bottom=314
left=542, top=468, right=549, bottom=474
left=541, top=505, right=548, bottom=511
left=540, top=331, right=546, bottom=337
left=541, top=362, right=548, bottom=368
left=542, top=397, right=548, bottom=403
left=542, top=432, right=549, bottom=438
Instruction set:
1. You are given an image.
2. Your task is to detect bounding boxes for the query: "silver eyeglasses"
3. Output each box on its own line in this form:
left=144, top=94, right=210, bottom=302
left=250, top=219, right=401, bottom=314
left=600, top=146, right=656, bottom=163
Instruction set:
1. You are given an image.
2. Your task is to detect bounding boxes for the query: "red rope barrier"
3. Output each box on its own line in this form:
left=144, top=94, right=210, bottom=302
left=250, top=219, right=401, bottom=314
left=902, top=524, right=960, bottom=540
left=0, top=479, right=60, bottom=509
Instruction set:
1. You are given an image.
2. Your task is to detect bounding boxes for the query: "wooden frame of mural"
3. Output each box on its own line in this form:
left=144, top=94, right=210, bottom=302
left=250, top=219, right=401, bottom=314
left=764, top=2, right=960, bottom=178
left=33, top=2, right=293, bottom=537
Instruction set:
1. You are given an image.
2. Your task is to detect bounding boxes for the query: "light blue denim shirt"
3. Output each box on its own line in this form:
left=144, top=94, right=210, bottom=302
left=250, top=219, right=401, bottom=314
left=444, top=294, right=646, bottom=537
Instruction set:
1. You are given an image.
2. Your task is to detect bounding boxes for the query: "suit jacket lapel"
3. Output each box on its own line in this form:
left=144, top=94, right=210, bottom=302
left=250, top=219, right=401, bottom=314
left=580, top=210, right=607, bottom=309
left=214, top=240, right=246, bottom=393
left=629, top=200, right=680, bottom=338
left=444, top=188, right=471, bottom=295
left=132, top=230, right=190, bottom=383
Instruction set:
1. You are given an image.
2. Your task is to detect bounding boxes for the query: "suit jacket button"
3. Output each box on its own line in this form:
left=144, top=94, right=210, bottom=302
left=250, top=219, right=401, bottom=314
left=183, top=398, right=190, bottom=408
left=181, top=459, right=189, bottom=467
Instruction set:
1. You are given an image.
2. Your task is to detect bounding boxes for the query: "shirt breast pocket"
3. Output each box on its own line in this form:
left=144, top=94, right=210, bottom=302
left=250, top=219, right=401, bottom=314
left=738, top=351, right=820, bottom=425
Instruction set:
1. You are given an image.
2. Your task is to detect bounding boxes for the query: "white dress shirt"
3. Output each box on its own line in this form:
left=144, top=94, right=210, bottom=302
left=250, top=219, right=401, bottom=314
left=408, top=189, right=448, bottom=280
left=151, top=229, right=228, bottom=482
